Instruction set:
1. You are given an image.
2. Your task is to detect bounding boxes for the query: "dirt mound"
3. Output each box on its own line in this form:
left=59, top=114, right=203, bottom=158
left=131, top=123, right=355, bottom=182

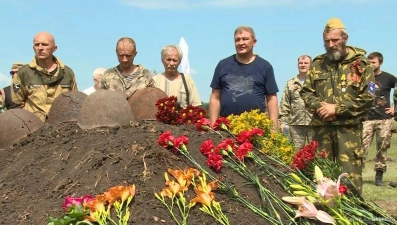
left=0, top=120, right=291, bottom=225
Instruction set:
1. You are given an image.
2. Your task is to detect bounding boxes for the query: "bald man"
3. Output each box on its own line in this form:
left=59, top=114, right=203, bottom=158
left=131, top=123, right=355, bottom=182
left=100, top=37, right=154, bottom=98
left=10, top=32, right=77, bottom=122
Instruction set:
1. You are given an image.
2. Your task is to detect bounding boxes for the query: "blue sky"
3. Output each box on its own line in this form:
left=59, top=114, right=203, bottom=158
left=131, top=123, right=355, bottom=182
left=0, top=0, right=396, bottom=102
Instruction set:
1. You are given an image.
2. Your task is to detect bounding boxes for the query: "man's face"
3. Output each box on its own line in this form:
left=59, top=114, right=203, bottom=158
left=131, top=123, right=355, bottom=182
left=323, top=29, right=348, bottom=62
left=116, top=42, right=137, bottom=69
left=10, top=69, right=18, bottom=77
left=234, top=30, right=256, bottom=55
left=298, top=57, right=311, bottom=74
left=369, top=57, right=382, bottom=71
left=33, top=34, right=56, bottom=60
left=162, top=49, right=180, bottom=73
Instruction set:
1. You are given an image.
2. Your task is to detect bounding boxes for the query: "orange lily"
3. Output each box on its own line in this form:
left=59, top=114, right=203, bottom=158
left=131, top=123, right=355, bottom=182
left=190, top=188, right=214, bottom=207
left=121, top=184, right=136, bottom=202
left=167, top=168, right=199, bottom=189
left=161, top=180, right=188, bottom=198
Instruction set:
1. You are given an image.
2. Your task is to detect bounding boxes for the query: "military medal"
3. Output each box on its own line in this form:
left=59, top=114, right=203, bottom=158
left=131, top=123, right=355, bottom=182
left=341, top=81, right=346, bottom=86
left=340, top=74, right=347, bottom=93
left=341, top=87, right=346, bottom=92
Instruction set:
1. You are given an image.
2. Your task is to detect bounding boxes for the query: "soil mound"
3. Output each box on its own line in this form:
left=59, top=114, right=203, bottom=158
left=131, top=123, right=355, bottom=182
left=0, top=120, right=290, bottom=225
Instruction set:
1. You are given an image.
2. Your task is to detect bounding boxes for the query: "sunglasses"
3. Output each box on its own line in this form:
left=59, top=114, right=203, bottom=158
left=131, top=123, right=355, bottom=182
left=10, top=71, right=16, bottom=76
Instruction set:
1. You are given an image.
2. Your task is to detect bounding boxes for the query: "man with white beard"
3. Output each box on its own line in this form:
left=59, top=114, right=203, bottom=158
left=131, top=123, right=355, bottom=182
left=300, top=18, right=375, bottom=195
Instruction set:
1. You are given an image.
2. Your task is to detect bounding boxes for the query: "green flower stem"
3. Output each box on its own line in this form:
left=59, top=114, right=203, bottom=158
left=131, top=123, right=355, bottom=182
left=177, top=148, right=280, bottom=225
left=155, top=194, right=184, bottom=225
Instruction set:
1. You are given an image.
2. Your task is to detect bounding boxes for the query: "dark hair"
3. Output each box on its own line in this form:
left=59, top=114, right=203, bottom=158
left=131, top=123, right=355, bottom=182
left=368, top=52, right=383, bottom=64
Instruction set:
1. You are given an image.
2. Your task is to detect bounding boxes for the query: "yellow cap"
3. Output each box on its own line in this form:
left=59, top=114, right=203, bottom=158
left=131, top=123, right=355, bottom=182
left=10, top=62, right=25, bottom=71
left=324, top=18, right=345, bottom=31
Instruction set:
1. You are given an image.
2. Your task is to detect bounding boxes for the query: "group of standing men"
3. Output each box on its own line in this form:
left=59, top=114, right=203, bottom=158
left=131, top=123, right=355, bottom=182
left=279, top=18, right=397, bottom=192
left=0, top=17, right=395, bottom=195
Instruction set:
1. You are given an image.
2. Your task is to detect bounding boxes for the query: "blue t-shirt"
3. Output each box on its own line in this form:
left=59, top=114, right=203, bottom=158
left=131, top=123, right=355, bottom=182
left=210, top=54, right=279, bottom=117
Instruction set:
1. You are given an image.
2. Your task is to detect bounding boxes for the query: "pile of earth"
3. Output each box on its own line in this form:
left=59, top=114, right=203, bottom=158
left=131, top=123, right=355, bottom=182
left=0, top=120, right=293, bottom=225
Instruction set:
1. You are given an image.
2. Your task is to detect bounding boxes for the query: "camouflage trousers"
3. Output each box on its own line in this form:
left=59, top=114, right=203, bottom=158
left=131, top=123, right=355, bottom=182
left=312, top=125, right=363, bottom=195
left=362, top=119, right=393, bottom=172
left=289, top=125, right=313, bottom=151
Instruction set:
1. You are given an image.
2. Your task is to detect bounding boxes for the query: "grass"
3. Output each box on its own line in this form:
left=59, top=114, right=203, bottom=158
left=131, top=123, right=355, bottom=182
left=362, top=130, right=397, bottom=216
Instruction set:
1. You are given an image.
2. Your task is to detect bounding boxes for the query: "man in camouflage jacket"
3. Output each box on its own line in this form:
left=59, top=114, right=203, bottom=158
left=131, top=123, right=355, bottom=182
left=300, top=18, right=375, bottom=195
left=279, top=55, right=313, bottom=150
left=100, top=37, right=154, bottom=98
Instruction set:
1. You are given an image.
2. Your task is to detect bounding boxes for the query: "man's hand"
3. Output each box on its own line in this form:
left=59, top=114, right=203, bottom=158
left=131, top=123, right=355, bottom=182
left=386, top=107, right=394, bottom=115
left=317, top=102, right=337, bottom=121
left=280, top=123, right=285, bottom=133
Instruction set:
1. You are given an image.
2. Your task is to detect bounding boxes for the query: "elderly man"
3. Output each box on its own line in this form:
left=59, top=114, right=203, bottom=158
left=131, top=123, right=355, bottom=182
left=209, top=26, right=279, bottom=127
left=279, top=55, right=313, bottom=150
left=0, top=62, right=24, bottom=113
left=100, top=37, right=154, bottom=98
left=83, top=68, right=106, bottom=95
left=11, top=32, right=77, bottom=122
left=300, top=18, right=375, bottom=194
left=152, top=45, right=201, bottom=108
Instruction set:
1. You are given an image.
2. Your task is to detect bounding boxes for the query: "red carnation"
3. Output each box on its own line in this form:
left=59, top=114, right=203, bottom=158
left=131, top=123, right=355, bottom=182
left=195, top=118, right=211, bottom=132
left=338, top=185, right=348, bottom=195
left=158, top=131, right=175, bottom=148
left=236, top=130, right=251, bottom=144
left=172, top=135, right=189, bottom=153
left=235, top=142, right=253, bottom=161
left=249, top=128, right=264, bottom=137
left=212, top=117, right=230, bottom=131
left=206, top=153, right=223, bottom=172
left=200, top=139, right=214, bottom=156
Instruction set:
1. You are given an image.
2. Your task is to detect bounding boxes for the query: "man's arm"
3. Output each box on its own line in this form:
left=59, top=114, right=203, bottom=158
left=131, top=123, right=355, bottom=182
left=279, top=82, right=291, bottom=131
left=266, top=93, right=279, bottom=129
left=209, top=88, right=221, bottom=126
left=10, top=74, right=25, bottom=109
left=300, top=68, right=322, bottom=114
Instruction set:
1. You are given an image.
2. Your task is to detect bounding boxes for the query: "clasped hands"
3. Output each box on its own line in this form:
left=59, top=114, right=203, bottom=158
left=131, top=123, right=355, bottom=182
left=317, top=102, right=337, bottom=122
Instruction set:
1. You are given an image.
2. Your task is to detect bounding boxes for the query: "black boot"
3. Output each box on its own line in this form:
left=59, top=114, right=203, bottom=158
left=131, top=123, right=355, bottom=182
left=390, top=182, right=397, bottom=188
left=375, top=170, right=384, bottom=186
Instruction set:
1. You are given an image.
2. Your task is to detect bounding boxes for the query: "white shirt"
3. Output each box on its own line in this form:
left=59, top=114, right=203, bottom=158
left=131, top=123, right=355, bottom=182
left=83, top=86, right=96, bottom=95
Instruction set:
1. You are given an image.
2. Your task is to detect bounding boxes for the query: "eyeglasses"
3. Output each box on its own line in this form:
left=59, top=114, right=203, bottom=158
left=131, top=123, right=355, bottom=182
left=10, top=71, right=16, bottom=76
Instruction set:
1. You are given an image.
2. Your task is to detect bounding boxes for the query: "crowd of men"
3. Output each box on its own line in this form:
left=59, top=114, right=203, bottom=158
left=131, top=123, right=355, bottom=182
left=1, top=17, right=397, bottom=195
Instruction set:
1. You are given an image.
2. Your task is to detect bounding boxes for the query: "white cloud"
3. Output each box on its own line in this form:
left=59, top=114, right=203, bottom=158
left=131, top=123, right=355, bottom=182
left=121, top=0, right=369, bottom=9
left=0, top=73, right=12, bottom=88
left=190, top=68, right=198, bottom=75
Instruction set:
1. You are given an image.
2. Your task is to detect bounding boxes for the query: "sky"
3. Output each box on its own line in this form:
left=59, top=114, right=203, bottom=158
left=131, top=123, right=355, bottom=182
left=0, top=0, right=396, bottom=103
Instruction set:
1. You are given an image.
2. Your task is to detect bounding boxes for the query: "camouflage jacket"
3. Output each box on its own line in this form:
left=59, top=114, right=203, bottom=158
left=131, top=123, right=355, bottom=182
left=0, top=91, right=5, bottom=114
left=100, top=64, right=155, bottom=98
left=11, top=57, right=77, bottom=122
left=279, top=75, right=313, bottom=125
left=300, top=46, right=375, bottom=126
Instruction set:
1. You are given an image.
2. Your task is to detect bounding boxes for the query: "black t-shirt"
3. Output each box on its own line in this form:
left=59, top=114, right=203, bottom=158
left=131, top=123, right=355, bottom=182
left=367, top=71, right=397, bottom=120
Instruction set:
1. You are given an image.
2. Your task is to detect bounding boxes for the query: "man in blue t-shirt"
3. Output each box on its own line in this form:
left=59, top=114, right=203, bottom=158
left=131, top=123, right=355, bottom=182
left=209, top=26, right=279, bottom=128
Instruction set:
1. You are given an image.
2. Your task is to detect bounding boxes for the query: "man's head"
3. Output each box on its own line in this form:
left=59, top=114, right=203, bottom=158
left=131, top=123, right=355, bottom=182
left=10, top=62, right=24, bottom=77
left=115, top=37, right=137, bottom=70
left=297, top=55, right=312, bottom=74
left=234, top=26, right=257, bottom=56
left=323, top=18, right=349, bottom=62
left=93, top=68, right=106, bottom=88
left=367, top=52, right=383, bottom=73
left=33, top=32, right=57, bottom=61
left=161, top=45, right=183, bottom=73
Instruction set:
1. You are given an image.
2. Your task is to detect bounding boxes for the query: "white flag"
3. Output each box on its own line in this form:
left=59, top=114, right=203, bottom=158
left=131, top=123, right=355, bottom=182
left=178, top=37, right=190, bottom=75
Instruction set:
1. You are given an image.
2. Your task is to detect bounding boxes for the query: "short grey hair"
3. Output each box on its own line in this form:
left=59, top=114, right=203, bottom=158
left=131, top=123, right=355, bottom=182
left=234, top=26, right=256, bottom=39
left=340, top=28, right=348, bottom=37
left=93, top=68, right=106, bottom=79
left=161, top=45, right=183, bottom=61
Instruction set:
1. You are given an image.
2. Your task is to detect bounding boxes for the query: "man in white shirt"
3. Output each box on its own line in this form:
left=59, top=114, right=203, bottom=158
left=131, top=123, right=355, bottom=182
left=83, top=68, right=106, bottom=95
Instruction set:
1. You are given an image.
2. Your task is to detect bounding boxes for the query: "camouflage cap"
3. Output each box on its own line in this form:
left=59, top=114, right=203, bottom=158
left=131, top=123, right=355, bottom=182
left=324, top=18, right=346, bottom=31
left=10, top=62, right=25, bottom=71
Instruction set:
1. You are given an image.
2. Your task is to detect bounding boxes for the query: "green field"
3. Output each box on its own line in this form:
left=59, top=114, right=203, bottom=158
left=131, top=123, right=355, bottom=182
left=362, top=131, right=397, bottom=216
